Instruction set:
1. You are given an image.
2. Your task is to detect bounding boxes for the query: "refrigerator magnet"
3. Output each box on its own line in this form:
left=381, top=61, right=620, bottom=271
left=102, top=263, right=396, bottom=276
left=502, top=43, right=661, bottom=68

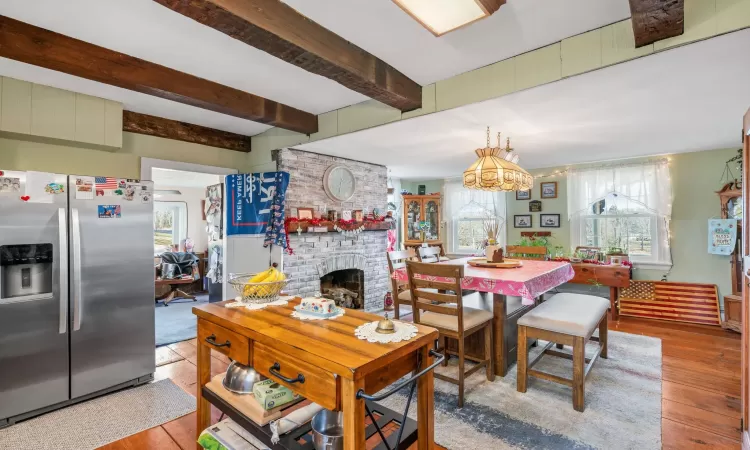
left=45, top=183, right=65, bottom=194
left=0, top=177, right=21, bottom=194
left=140, top=191, right=152, bottom=203
left=75, top=176, right=95, bottom=200
left=98, top=205, right=121, bottom=218
left=124, top=184, right=136, bottom=201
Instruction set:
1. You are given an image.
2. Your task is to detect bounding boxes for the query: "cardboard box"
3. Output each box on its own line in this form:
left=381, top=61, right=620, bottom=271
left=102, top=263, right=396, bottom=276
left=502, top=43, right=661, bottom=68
left=252, top=379, right=299, bottom=410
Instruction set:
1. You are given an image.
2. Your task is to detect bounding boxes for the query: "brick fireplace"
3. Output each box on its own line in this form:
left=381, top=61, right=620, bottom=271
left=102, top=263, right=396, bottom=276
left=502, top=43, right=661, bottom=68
left=275, top=148, right=389, bottom=311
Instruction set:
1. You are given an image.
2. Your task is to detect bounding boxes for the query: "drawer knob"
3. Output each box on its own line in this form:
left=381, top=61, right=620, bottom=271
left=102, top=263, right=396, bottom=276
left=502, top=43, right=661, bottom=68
left=205, top=334, right=231, bottom=348
left=270, top=363, right=305, bottom=384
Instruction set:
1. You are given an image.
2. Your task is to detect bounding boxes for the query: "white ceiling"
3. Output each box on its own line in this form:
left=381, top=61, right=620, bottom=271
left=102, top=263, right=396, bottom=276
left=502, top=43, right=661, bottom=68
left=282, top=0, right=630, bottom=85
left=0, top=0, right=629, bottom=136
left=152, top=168, right=222, bottom=189
left=298, top=29, right=750, bottom=179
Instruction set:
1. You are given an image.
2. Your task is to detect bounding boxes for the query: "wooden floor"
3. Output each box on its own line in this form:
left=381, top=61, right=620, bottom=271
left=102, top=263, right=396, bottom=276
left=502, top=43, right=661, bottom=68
left=99, top=314, right=741, bottom=450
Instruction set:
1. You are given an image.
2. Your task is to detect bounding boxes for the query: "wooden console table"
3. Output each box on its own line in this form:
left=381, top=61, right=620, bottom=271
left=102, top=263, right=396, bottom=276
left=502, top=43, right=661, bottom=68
left=568, top=263, right=631, bottom=320
left=193, top=298, right=439, bottom=450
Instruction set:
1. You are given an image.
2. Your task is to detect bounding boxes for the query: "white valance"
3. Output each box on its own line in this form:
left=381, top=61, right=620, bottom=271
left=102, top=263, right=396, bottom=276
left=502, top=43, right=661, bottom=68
left=567, top=159, right=672, bottom=220
left=444, top=179, right=506, bottom=220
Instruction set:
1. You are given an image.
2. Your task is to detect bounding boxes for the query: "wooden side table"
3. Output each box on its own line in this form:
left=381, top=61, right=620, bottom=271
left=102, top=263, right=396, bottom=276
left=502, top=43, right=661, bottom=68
left=193, top=298, right=439, bottom=450
left=568, top=263, right=631, bottom=320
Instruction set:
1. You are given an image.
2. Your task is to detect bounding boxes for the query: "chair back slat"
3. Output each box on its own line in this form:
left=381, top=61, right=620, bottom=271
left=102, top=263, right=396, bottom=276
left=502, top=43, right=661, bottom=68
left=417, top=301, right=457, bottom=315
left=406, top=261, right=464, bottom=326
left=413, top=289, right=456, bottom=304
left=417, top=246, right=442, bottom=263
left=506, top=245, right=547, bottom=260
left=411, top=278, right=456, bottom=292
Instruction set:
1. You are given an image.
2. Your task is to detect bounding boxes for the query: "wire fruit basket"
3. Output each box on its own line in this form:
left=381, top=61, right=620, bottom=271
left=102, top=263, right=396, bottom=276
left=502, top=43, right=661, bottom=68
left=228, top=272, right=288, bottom=305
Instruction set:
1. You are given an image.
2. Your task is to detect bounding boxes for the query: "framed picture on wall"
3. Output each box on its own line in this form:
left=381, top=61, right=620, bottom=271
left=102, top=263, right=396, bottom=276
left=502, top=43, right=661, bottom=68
left=514, top=215, right=532, bottom=228
left=540, top=181, right=558, bottom=199
left=353, top=210, right=364, bottom=222
left=516, top=190, right=531, bottom=200
left=529, top=200, right=542, bottom=212
left=540, top=214, right=560, bottom=228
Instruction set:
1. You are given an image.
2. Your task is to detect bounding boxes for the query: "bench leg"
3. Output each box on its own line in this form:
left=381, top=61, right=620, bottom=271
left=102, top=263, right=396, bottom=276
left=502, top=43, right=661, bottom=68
left=573, top=336, right=585, bottom=412
left=600, top=314, right=608, bottom=359
left=517, top=325, right=528, bottom=393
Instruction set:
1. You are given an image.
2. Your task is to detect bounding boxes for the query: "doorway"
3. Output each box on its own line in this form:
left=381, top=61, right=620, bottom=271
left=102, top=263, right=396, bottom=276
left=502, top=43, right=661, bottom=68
left=142, top=159, right=237, bottom=347
left=741, top=108, right=749, bottom=449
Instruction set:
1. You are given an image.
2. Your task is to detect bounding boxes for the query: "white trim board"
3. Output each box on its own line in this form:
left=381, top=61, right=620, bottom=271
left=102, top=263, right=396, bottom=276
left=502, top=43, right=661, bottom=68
left=140, top=157, right=238, bottom=182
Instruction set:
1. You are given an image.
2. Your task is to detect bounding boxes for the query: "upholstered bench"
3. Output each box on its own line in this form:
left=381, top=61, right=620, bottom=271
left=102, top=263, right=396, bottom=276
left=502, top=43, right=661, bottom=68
left=516, top=293, right=609, bottom=412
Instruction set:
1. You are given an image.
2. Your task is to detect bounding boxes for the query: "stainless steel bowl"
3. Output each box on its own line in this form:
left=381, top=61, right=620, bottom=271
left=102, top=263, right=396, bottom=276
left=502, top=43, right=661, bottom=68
left=222, top=361, right=266, bottom=395
left=311, top=409, right=344, bottom=450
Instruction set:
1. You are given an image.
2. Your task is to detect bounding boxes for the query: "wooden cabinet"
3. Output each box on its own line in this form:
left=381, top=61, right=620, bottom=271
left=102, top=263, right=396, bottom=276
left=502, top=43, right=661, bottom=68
left=402, top=194, right=442, bottom=246
left=717, top=181, right=742, bottom=331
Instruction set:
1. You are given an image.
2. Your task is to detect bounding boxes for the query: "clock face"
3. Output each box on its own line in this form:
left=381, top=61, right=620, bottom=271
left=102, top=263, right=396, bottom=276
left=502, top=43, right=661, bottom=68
left=324, top=165, right=356, bottom=202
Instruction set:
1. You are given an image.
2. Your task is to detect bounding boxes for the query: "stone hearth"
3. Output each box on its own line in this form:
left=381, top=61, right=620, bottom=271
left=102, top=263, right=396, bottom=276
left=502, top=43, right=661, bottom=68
left=276, top=148, right=389, bottom=311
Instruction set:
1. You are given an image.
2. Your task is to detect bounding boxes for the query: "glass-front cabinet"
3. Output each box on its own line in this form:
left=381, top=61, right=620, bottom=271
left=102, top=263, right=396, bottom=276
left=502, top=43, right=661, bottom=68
left=402, top=194, right=442, bottom=245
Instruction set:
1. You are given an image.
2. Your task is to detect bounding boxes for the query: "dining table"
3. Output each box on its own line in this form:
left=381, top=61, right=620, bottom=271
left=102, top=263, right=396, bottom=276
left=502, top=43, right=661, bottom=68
left=394, top=257, right=575, bottom=376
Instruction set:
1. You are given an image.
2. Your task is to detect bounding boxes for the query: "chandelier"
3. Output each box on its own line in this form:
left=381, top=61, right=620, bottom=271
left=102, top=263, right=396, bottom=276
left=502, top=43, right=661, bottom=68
left=463, top=127, right=533, bottom=192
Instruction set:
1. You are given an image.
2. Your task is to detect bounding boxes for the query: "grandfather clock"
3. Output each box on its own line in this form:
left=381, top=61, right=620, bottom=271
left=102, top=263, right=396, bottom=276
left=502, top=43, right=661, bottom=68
left=717, top=180, right=743, bottom=332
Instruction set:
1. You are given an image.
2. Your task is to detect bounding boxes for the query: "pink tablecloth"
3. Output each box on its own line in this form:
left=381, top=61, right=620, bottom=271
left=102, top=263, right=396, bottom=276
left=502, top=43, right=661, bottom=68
left=393, top=257, right=575, bottom=305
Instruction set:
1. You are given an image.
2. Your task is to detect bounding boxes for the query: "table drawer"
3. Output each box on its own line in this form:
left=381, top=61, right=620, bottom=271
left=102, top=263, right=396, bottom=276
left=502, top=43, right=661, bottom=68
left=570, top=265, right=630, bottom=288
left=198, top=320, right=251, bottom=365
left=254, top=342, right=339, bottom=411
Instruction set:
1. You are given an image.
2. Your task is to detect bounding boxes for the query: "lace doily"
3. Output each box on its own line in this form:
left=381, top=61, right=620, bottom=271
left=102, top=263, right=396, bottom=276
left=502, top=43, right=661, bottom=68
left=225, top=297, right=291, bottom=310
left=291, top=307, right=345, bottom=321
left=354, top=321, right=418, bottom=344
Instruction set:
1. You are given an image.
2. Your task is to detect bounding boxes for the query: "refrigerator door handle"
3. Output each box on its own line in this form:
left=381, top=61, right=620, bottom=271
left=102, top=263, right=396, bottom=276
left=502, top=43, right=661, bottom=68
left=72, top=208, right=82, bottom=331
left=58, top=208, right=68, bottom=334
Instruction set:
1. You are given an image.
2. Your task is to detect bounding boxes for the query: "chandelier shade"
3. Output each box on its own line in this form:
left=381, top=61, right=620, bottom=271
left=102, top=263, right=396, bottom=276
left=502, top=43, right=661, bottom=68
left=463, top=129, right=533, bottom=192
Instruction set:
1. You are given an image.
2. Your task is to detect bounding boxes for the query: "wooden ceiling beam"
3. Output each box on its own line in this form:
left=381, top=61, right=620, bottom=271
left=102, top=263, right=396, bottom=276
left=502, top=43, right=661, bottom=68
left=628, top=0, right=684, bottom=48
left=123, top=111, right=252, bottom=152
left=475, top=0, right=506, bottom=15
left=154, top=0, right=423, bottom=112
left=0, top=15, right=317, bottom=134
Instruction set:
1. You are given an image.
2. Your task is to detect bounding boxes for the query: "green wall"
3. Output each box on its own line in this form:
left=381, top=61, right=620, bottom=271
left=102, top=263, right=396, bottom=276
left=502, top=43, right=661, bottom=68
left=400, top=179, right=444, bottom=195
left=0, top=131, right=252, bottom=178
left=507, top=148, right=737, bottom=302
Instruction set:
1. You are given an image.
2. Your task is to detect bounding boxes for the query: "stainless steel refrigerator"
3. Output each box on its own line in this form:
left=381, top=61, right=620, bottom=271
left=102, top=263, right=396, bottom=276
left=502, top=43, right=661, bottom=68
left=0, top=170, right=155, bottom=427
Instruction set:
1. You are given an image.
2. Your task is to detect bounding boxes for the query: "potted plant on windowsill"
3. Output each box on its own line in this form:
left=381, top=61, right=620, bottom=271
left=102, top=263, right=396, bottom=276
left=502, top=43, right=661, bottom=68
left=483, top=217, right=502, bottom=262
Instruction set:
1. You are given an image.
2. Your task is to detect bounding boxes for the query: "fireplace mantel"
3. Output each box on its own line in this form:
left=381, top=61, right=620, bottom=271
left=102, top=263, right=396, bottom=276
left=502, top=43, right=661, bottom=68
left=289, top=221, right=393, bottom=233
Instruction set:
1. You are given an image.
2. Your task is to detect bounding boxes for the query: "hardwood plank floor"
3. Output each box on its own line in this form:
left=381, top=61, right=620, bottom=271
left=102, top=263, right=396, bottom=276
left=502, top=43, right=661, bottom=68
left=100, top=314, right=741, bottom=449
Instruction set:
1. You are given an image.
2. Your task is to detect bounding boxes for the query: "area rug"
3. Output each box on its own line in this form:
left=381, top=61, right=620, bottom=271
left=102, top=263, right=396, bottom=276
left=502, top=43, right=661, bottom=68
left=379, top=330, right=661, bottom=450
left=156, top=293, right=208, bottom=346
left=0, top=379, right=195, bottom=449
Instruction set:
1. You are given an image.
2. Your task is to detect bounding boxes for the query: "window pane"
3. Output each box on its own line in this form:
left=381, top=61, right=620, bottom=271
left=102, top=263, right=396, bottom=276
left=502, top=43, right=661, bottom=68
left=457, top=219, right=486, bottom=250
left=583, top=216, right=652, bottom=257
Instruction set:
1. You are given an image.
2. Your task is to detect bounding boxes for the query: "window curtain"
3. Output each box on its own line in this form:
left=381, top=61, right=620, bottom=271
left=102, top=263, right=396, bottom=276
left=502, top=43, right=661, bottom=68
left=444, top=179, right=507, bottom=252
left=567, top=159, right=672, bottom=265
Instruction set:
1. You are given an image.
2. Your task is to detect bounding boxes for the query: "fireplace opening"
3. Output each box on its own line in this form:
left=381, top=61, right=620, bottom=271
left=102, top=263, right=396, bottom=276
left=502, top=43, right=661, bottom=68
left=320, top=269, right=364, bottom=309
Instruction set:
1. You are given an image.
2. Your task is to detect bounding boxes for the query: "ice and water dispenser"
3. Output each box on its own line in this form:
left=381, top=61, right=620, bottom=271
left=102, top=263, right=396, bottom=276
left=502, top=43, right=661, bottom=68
left=0, top=244, right=53, bottom=302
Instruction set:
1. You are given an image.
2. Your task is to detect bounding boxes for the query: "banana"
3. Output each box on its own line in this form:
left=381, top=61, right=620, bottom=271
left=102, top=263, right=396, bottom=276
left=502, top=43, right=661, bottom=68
left=243, top=267, right=286, bottom=297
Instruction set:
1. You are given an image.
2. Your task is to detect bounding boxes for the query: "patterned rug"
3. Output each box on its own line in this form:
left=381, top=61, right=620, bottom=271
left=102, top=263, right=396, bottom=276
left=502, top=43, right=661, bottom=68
left=379, top=330, right=661, bottom=450
left=0, top=379, right=195, bottom=449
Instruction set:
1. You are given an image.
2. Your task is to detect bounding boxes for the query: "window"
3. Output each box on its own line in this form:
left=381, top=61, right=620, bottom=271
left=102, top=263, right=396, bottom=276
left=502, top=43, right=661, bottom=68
left=568, top=160, right=672, bottom=268
left=445, top=180, right=506, bottom=255
left=580, top=194, right=657, bottom=259
left=154, top=201, right=188, bottom=255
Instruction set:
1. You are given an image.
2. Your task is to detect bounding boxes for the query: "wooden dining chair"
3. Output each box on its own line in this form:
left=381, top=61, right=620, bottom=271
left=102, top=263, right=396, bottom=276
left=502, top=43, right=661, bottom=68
left=406, top=260, right=494, bottom=407
left=417, top=246, right=442, bottom=263
left=506, top=245, right=547, bottom=260
left=386, top=249, right=417, bottom=319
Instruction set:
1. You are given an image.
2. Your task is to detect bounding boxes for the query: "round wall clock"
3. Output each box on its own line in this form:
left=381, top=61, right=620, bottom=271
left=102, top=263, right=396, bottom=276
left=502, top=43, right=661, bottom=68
left=323, top=164, right=356, bottom=202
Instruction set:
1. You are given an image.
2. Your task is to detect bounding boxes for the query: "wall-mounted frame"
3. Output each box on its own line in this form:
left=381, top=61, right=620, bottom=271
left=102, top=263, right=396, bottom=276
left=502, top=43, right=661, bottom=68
left=514, top=215, right=532, bottom=228
left=516, top=190, right=531, bottom=200
left=529, top=200, right=542, bottom=212
left=540, top=181, right=558, bottom=199
left=540, top=214, right=561, bottom=228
